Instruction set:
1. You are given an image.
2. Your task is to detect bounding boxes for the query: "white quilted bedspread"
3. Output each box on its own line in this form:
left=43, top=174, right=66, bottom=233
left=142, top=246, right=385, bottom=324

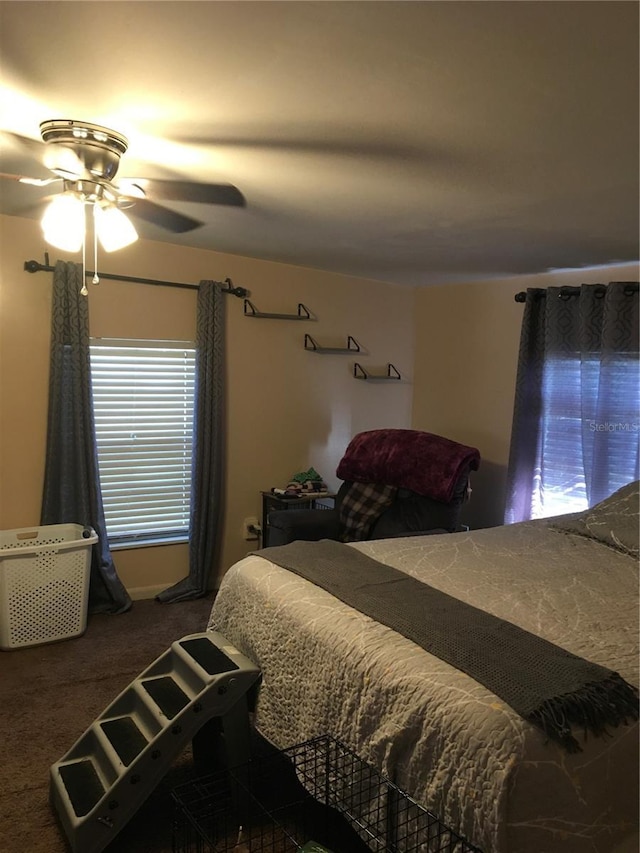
left=208, top=519, right=639, bottom=853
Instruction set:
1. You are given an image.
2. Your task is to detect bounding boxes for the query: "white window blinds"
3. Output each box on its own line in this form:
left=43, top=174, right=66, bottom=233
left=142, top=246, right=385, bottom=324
left=90, top=340, right=196, bottom=545
left=532, top=353, right=639, bottom=518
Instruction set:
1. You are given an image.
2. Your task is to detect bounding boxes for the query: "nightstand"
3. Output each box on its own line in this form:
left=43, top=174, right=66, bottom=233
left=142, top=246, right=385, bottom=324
left=260, top=491, right=336, bottom=547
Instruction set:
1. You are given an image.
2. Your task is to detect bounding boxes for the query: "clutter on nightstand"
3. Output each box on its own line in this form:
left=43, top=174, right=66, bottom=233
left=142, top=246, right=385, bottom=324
left=271, top=467, right=329, bottom=498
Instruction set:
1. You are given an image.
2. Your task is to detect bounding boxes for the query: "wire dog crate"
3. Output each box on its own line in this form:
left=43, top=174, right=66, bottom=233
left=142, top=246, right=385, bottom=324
left=172, top=736, right=482, bottom=853
left=0, top=524, right=97, bottom=650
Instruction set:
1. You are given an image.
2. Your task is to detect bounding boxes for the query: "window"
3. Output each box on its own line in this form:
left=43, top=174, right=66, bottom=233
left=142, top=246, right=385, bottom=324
left=90, top=340, right=196, bottom=547
left=505, top=282, right=639, bottom=525
left=531, top=353, right=639, bottom=519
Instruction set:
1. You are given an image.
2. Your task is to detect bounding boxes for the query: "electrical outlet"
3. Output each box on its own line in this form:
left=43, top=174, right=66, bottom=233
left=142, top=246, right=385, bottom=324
left=243, top=516, right=260, bottom=540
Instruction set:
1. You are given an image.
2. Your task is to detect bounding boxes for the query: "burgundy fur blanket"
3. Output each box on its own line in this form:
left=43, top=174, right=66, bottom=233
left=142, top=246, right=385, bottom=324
left=336, top=429, right=480, bottom=503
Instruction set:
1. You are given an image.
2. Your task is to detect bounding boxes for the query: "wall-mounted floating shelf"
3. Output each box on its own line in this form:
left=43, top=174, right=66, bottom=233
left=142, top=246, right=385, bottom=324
left=353, top=363, right=402, bottom=381
left=243, top=299, right=312, bottom=320
left=304, top=334, right=361, bottom=354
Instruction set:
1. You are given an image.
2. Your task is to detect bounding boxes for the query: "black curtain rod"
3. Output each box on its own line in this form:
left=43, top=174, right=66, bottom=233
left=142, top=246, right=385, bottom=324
left=514, top=282, right=638, bottom=302
left=23, top=258, right=248, bottom=298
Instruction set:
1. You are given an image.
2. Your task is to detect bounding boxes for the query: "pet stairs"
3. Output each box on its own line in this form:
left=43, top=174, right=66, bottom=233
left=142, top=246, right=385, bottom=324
left=50, top=631, right=261, bottom=853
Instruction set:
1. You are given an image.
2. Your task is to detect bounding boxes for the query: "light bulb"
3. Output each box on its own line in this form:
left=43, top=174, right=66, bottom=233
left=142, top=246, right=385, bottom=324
left=95, top=204, right=138, bottom=252
left=41, top=194, right=85, bottom=252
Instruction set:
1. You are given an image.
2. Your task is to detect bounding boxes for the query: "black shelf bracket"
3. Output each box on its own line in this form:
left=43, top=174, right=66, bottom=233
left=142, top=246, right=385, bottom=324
left=243, top=299, right=312, bottom=320
left=353, top=362, right=402, bottom=381
left=304, top=334, right=360, bottom=353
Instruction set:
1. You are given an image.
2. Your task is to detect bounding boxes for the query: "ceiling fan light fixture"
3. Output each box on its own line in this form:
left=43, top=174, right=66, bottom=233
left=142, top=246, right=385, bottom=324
left=41, top=193, right=85, bottom=252
left=94, top=203, right=138, bottom=252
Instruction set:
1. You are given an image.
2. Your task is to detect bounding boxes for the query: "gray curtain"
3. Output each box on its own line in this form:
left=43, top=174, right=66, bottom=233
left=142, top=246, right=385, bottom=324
left=41, top=261, right=131, bottom=614
left=157, top=281, right=225, bottom=602
left=504, top=281, right=639, bottom=523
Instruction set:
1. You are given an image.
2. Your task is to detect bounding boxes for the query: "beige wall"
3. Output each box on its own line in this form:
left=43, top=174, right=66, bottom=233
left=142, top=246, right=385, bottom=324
left=2, top=211, right=636, bottom=589
left=411, top=263, right=640, bottom=529
left=0, top=214, right=415, bottom=594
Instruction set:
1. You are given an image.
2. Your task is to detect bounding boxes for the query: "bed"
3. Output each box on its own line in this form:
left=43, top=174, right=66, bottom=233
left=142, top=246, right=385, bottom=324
left=208, top=481, right=639, bottom=853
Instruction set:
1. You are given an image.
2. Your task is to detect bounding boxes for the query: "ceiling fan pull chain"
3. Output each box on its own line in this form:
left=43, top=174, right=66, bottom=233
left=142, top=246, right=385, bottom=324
left=80, top=213, right=88, bottom=296
left=92, top=205, right=100, bottom=285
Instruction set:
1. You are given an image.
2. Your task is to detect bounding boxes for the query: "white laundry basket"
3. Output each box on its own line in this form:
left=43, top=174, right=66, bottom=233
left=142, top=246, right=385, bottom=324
left=0, top=523, right=97, bottom=650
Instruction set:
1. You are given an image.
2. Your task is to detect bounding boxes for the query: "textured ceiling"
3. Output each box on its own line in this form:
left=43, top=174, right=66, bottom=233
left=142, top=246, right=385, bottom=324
left=0, top=1, right=638, bottom=285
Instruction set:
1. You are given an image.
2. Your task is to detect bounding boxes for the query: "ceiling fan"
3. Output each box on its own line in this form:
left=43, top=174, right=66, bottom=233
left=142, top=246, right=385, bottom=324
left=0, top=118, right=246, bottom=235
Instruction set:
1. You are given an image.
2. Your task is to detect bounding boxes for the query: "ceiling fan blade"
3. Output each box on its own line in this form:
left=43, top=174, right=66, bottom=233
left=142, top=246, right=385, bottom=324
left=0, top=171, right=61, bottom=187
left=1, top=130, right=46, bottom=160
left=121, top=178, right=245, bottom=207
left=175, top=132, right=423, bottom=160
left=126, top=197, right=204, bottom=233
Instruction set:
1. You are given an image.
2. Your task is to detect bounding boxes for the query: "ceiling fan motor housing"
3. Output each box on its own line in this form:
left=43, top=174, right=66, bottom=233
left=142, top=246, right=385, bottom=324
left=39, top=119, right=128, bottom=182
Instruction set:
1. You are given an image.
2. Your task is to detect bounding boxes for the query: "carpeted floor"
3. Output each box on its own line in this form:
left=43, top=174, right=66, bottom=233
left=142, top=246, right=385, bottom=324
left=0, top=594, right=216, bottom=853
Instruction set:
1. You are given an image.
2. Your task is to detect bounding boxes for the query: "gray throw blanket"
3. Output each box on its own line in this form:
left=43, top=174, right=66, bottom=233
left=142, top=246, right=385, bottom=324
left=259, top=539, right=639, bottom=753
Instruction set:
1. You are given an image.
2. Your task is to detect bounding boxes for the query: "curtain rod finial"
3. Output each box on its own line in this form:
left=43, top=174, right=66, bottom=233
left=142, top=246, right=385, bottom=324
left=223, top=277, right=248, bottom=298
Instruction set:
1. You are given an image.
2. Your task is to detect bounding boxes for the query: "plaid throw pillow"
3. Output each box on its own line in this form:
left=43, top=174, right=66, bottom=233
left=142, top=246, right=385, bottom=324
left=339, top=482, right=398, bottom=542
